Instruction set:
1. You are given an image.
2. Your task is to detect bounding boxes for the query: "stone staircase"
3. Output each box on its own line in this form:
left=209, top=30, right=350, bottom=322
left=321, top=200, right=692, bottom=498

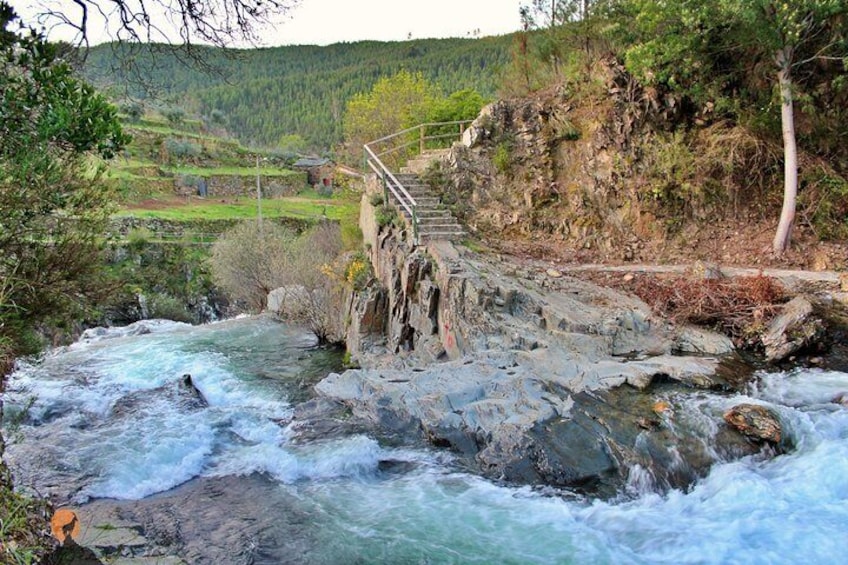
left=391, top=172, right=465, bottom=243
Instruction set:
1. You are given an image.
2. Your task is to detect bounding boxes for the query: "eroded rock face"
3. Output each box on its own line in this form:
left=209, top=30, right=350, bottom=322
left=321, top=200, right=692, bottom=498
left=723, top=404, right=783, bottom=445
left=323, top=190, right=753, bottom=496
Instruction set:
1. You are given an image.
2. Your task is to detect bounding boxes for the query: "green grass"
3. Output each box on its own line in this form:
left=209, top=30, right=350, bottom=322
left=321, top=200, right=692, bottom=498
left=0, top=479, right=53, bottom=564
left=165, top=165, right=300, bottom=177
left=127, top=123, right=239, bottom=145
left=120, top=194, right=359, bottom=224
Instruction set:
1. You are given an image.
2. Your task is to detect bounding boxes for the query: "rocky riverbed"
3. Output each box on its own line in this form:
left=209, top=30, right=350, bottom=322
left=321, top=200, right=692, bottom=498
left=307, top=215, right=834, bottom=495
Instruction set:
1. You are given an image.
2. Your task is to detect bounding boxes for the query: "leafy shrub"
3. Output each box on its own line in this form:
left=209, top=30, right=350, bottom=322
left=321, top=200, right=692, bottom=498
left=164, top=137, right=202, bottom=160
left=344, top=252, right=372, bottom=291
left=341, top=223, right=363, bottom=250
left=120, top=101, right=144, bottom=122
left=126, top=227, right=153, bottom=250
left=208, top=109, right=227, bottom=125
left=369, top=193, right=385, bottom=207
left=147, top=293, right=193, bottom=323
left=799, top=170, right=848, bottom=240
left=163, top=107, right=186, bottom=125
left=492, top=141, right=513, bottom=174
left=376, top=204, right=398, bottom=228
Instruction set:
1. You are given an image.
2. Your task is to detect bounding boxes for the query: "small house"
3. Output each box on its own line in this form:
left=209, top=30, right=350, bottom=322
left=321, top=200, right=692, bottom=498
left=293, top=157, right=334, bottom=191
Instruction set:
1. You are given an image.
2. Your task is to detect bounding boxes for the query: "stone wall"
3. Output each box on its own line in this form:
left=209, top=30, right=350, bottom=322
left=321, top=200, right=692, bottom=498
left=109, top=216, right=312, bottom=240
left=345, top=174, right=489, bottom=365
left=175, top=172, right=308, bottom=198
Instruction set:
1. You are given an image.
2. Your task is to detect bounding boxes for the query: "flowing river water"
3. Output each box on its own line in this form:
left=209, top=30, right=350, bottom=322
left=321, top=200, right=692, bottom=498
left=2, top=316, right=847, bottom=563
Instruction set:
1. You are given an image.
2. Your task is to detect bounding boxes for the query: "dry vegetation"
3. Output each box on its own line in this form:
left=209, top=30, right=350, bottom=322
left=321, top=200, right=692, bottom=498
left=630, top=275, right=787, bottom=339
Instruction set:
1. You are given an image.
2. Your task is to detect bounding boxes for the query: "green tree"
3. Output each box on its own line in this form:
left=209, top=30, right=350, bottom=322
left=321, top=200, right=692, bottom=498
left=343, top=70, right=440, bottom=152
left=618, top=0, right=848, bottom=255
left=0, top=1, right=129, bottom=360
left=278, top=133, right=307, bottom=154
left=426, top=89, right=487, bottom=123
left=726, top=0, right=848, bottom=255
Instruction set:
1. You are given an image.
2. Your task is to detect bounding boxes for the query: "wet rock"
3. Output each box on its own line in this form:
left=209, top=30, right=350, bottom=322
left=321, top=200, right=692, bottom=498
left=286, top=397, right=368, bottom=442
left=75, top=475, right=316, bottom=564
left=761, top=296, right=824, bottom=362
left=723, top=404, right=782, bottom=444
left=315, top=351, right=743, bottom=496
left=179, top=374, right=207, bottom=407
left=831, top=393, right=848, bottom=407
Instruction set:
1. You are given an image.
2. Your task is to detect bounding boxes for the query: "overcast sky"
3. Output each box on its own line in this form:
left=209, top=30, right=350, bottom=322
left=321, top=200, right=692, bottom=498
left=14, top=0, right=524, bottom=46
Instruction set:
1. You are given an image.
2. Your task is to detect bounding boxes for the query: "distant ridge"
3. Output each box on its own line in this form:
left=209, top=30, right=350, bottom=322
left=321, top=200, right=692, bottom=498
left=83, top=36, right=513, bottom=149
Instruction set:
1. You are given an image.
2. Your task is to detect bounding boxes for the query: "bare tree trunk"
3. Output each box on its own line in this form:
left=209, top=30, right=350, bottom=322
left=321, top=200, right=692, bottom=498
left=772, top=48, right=798, bottom=256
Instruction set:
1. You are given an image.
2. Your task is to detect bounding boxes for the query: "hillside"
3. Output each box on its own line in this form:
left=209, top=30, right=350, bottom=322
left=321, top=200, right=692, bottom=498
left=82, top=36, right=512, bottom=149
left=426, top=68, right=847, bottom=271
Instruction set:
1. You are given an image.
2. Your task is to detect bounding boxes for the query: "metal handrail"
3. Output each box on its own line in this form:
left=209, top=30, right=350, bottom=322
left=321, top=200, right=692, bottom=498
left=363, top=120, right=471, bottom=246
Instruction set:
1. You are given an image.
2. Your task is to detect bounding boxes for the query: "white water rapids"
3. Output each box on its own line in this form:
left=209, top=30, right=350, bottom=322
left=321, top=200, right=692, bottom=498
left=2, top=317, right=846, bottom=563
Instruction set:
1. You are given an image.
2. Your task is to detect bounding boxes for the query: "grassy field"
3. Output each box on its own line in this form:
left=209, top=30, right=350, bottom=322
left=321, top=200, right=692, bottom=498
left=109, top=111, right=362, bottom=231
left=119, top=191, right=359, bottom=224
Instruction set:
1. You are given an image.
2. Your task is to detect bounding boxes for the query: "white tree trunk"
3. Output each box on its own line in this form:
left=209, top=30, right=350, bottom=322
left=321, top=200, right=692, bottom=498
left=773, top=48, right=798, bottom=256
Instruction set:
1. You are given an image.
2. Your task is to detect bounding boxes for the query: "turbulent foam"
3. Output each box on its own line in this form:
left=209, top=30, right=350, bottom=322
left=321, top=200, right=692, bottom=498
left=79, top=404, right=218, bottom=501
left=206, top=435, right=386, bottom=484
left=4, top=318, right=847, bottom=563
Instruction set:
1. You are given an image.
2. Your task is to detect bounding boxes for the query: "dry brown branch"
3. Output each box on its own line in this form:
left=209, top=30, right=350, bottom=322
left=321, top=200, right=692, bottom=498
left=629, top=274, right=787, bottom=338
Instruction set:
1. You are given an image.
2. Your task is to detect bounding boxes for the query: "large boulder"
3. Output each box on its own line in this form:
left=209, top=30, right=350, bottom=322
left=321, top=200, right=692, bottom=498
left=761, top=296, right=824, bottom=362
left=723, top=403, right=783, bottom=445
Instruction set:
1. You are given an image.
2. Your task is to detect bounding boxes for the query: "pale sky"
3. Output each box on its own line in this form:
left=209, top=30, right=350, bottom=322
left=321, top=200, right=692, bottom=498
left=13, top=0, right=524, bottom=47
left=275, top=0, right=523, bottom=45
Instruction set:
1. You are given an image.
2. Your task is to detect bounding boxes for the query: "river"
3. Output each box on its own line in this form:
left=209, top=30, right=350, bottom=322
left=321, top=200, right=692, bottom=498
left=2, top=316, right=846, bottom=563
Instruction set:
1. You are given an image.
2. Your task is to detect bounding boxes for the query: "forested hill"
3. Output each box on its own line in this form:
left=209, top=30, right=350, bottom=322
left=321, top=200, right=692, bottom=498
left=82, top=36, right=513, bottom=150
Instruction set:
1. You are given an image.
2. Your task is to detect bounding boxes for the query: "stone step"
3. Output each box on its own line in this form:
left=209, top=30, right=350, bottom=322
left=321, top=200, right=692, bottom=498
left=402, top=208, right=443, bottom=217
left=385, top=170, right=464, bottom=244
left=415, top=210, right=452, bottom=218
left=419, top=232, right=465, bottom=243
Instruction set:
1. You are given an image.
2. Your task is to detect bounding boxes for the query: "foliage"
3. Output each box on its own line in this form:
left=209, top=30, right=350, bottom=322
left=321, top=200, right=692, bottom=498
left=164, top=137, right=202, bottom=160
left=375, top=205, right=399, bottom=228
left=344, top=252, right=373, bottom=291
left=340, top=223, right=364, bottom=251
left=163, top=106, right=186, bottom=125
left=492, top=141, right=514, bottom=174
left=120, top=101, right=144, bottom=122
left=104, top=240, right=217, bottom=324
left=82, top=36, right=511, bottom=150
left=369, top=193, right=385, bottom=207
left=343, top=70, right=440, bottom=151
left=252, top=221, right=348, bottom=342
left=799, top=169, right=848, bottom=240
left=425, top=89, right=488, bottom=123
left=502, top=0, right=847, bottom=249
left=209, top=221, right=298, bottom=311
left=0, top=2, right=129, bottom=362
left=0, top=468, right=54, bottom=565
left=278, top=134, right=307, bottom=154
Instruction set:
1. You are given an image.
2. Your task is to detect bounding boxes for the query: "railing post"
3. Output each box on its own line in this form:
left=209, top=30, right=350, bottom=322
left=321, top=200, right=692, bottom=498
left=419, top=125, right=425, bottom=155
left=381, top=170, right=388, bottom=204
left=411, top=206, right=419, bottom=245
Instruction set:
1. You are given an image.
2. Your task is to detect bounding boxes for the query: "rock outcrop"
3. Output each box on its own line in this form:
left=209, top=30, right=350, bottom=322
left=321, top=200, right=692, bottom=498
left=313, top=183, right=761, bottom=495
left=761, top=295, right=824, bottom=362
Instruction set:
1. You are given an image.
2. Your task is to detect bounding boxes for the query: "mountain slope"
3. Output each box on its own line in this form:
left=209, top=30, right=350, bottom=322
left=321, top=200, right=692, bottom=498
left=83, top=36, right=513, bottom=149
